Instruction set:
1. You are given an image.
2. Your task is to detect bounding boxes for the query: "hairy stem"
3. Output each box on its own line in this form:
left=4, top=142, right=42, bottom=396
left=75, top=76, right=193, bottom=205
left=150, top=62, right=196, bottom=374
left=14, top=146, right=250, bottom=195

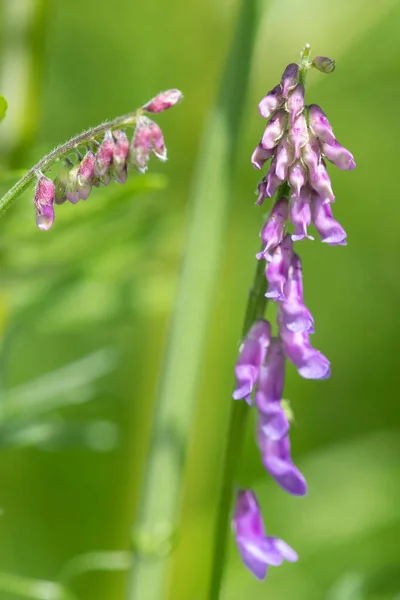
left=0, top=110, right=140, bottom=217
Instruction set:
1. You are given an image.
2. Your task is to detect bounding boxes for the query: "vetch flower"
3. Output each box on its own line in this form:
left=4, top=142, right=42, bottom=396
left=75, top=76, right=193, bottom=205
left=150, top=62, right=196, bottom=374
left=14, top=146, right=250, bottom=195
left=142, top=89, right=183, bottom=113
left=279, top=254, right=314, bottom=334
left=258, top=84, right=284, bottom=119
left=256, top=198, right=289, bottom=261
left=251, top=143, right=274, bottom=170
left=279, top=326, right=330, bottom=380
left=233, top=320, right=271, bottom=404
left=257, top=424, right=307, bottom=496
left=311, top=193, right=347, bottom=245
left=290, top=185, right=314, bottom=241
left=265, top=234, right=293, bottom=300
left=232, top=490, right=298, bottom=580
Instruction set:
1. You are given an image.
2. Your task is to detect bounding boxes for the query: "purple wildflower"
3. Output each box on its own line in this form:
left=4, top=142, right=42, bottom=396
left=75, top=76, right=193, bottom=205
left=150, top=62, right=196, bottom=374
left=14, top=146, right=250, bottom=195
left=275, top=136, right=294, bottom=181
left=258, top=84, right=284, bottom=119
left=290, top=185, right=314, bottom=242
left=280, top=63, right=299, bottom=97
left=232, top=490, right=298, bottom=580
left=321, top=139, right=356, bottom=170
left=261, top=109, right=287, bottom=150
left=256, top=198, right=289, bottom=261
left=265, top=234, right=293, bottom=300
left=251, top=143, right=274, bottom=170
left=257, top=423, right=307, bottom=496
left=307, top=104, right=336, bottom=145
left=279, top=254, right=314, bottom=334
left=279, top=326, right=330, bottom=380
left=311, top=193, right=347, bottom=245
left=233, top=320, right=271, bottom=404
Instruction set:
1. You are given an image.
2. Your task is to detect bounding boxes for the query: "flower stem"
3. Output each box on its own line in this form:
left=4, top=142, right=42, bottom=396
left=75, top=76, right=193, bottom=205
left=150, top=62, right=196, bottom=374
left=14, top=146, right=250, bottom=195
left=299, top=43, right=312, bottom=87
left=0, top=110, right=140, bottom=217
left=208, top=252, right=268, bottom=599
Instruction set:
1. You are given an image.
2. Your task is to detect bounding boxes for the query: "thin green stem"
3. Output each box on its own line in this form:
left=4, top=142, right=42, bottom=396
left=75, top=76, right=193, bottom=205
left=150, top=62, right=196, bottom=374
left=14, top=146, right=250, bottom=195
left=0, top=110, right=140, bottom=217
left=208, top=253, right=268, bottom=599
left=299, top=43, right=312, bottom=87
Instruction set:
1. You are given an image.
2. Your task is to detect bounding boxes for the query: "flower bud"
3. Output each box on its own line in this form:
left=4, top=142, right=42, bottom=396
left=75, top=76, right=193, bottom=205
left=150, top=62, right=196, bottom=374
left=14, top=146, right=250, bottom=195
left=288, top=160, right=306, bottom=198
left=258, top=85, right=284, bottom=119
left=261, top=109, right=287, bottom=150
left=288, top=113, right=308, bottom=159
left=54, top=161, right=70, bottom=205
left=287, top=84, right=304, bottom=126
left=275, top=136, right=294, bottom=181
left=320, top=139, right=356, bottom=170
left=280, top=63, right=299, bottom=98
left=76, top=150, right=95, bottom=200
left=142, top=89, right=183, bottom=113
left=233, top=320, right=272, bottom=404
left=312, top=56, right=335, bottom=74
left=307, top=104, right=336, bottom=146
left=130, top=118, right=152, bottom=173
left=265, top=234, right=293, bottom=301
left=289, top=185, right=314, bottom=241
left=94, top=130, right=114, bottom=182
left=149, top=121, right=167, bottom=161
left=309, top=160, right=335, bottom=203
left=112, top=130, right=129, bottom=184
left=34, top=174, right=55, bottom=231
left=251, top=143, right=274, bottom=170
left=301, top=135, right=321, bottom=181
left=256, top=198, right=289, bottom=261
left=264, top=156, right=282, bottom=198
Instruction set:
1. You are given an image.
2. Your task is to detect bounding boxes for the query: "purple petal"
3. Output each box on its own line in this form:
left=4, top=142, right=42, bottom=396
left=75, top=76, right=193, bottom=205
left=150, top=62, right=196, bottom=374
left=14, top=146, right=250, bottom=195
left=265, top=235, right=293, bottom=301
left=233, top=321, right=272, bottom=402
left=261, top=109, right=287, bottom=150
left=279, top=254, right=314, bottom=333
left=311, top=193, right=347, bottom=245
left=308, top=104, right=335, bottom=145
left=309, top=160, right=335, bottom=203
left=288, top=160, right=306, bottom=199
left=321, top=139, right=356, bottom=170
left=257, top=198, right=289, bottom=261
left=259, top=84, right=284, bottom=119
left=252, top=143, right=274, bottom=170
left=269, top=538, right=299, bottom=562
left=287, top=84, right=305, bottom=126
left=281, top=63, right=299, bottom=97
left=280, top=328, right=331, bottom=380
left=258, top=403, right=289, bottom=441
left=257, top=432, right=308, bottom=496
left=288, top=113, right=309, bottom=159
left=290, top=186, right=314, bottom=242
left=275, top=136, right=294, bottom=181
left=255, top=338, right=286, bottom=406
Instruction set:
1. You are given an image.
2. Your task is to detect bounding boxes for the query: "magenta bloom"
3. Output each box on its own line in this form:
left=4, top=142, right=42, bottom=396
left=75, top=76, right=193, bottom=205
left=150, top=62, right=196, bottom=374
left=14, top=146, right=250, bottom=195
left=34, top=174, right=55, bottom=231
left=142, top=89, right=183, bottom=113
left=290, top=186, right=314, bottom=241
left=233, top=320, right=271, bottom=404
left=258, top=84, right=284, bottom=119
left=252, top=143, right=274, bottom=170
left=311, top=193, right=347, bottom=245
left=279, top=327, right=330, bottom=380
left=233, top=490, right=298, bottom=580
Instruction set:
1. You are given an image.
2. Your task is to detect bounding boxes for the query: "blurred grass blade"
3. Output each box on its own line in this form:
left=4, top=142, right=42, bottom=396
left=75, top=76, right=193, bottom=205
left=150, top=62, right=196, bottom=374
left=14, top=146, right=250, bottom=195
left=0, top=348, right=117, bottom=422
left=59, top=551, right=131, bottom=584
left=127, top=0, right=259, bottom=598
left=0, top=96, right=8, bottom=122
left=0, top=572, right=76, bottom=600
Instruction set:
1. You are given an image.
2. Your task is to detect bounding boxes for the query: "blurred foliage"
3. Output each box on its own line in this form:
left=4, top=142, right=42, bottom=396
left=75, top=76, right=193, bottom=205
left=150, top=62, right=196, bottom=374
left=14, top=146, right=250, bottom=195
left=0, top=0, right=399, bottom=599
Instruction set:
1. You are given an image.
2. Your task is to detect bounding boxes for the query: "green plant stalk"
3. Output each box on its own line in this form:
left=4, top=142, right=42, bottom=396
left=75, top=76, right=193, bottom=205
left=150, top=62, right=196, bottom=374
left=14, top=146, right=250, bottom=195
left=0, top=110, right=141, bottom=217
left=127, top=0, right=259, bottom=598
left=207, top=250, right=268, bottom=600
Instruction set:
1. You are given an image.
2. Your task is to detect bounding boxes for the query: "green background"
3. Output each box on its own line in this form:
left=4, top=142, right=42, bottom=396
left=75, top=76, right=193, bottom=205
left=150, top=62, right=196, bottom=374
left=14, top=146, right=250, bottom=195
left=0, top=0, right=399, bottom=598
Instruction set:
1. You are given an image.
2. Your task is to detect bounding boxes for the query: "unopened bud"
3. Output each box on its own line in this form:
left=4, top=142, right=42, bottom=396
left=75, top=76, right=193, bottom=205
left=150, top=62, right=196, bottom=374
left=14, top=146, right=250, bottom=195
left=34, top=173, right=55, bottom=231
left=149, top=121, right=167, bottom=161
left=312, top=56, right=335, bottom=74
left=142, top=89, right=183, bottom=113
left=112, top=130, right=129, bottom=184
left=94, top=130, right=114, bottom=180
left=130, top=118, right=152, bottom=173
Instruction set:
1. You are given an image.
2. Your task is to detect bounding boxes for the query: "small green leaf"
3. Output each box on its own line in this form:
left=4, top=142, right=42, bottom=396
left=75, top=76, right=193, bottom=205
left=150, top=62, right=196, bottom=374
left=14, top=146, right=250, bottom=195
left=0, top=96, right=8, bottom=122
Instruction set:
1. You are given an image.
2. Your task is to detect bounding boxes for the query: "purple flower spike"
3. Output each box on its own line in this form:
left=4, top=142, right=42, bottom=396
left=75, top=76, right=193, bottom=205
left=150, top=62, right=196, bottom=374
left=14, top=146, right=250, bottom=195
left=112, top=130, right=130, bottom=184
left=289, top=113, right=309, bottom=159
left=142, top=89, right=183, bottom=113
left=265, top=234, right=293, bottom=301
left=232, top=490, right=298, bottom=580
left=94, top=130, right=115, bottom=181
left=233, top=320, right=272, bottom=404
left=321, top=140, right=356, bottom=170
left=251, top=143, right=274, bottom=170
left=279, top=254, right=314, bottom=333
left=311, top=193, right=347, bottom=245
left=301, top=135, right=321, bottom=181
left=309, top=160, right=335, bottom=203
left=287, top=84, right=305, bottom=126
left=34, top=174, right=55, bottom=231
left=281, top=63, right=299, bottom=97
left=265, top=156, right=282, bottom=198
left=279, top=327, right=331, bottom=380
left=76, top=151, right=95, bottom=200
left=257, top=426, right=308, bottom=496
left=275, top=136, right=294, bottom=181
left=256, top=198, right=289, bottom=261
left=290, top=186, right=314, bottom=241
left=308, top=104, right=336, bottom=145
left=288, top=160, right=306, bottom=198
left=261, top=109, right=287, bottom=150
left=259, top=84, right=284, bottom=119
